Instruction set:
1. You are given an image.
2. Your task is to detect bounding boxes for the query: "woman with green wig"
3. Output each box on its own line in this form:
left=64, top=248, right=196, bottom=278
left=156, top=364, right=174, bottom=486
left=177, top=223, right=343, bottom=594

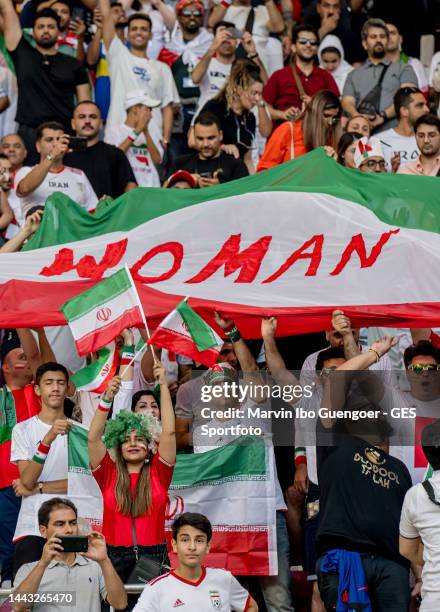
left=88, top=361, right=176, bottom=608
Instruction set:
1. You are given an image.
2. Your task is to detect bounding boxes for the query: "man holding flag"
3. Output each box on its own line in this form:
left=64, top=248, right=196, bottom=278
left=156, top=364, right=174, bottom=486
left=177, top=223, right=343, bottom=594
left=10, top=361, right=73, bottom=576
left=0, top=330, right=41, bottom=586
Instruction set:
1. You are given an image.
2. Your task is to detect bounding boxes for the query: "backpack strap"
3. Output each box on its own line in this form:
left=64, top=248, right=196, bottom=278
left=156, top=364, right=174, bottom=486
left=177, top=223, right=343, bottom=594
left=422, top=479, right=440, bottom=506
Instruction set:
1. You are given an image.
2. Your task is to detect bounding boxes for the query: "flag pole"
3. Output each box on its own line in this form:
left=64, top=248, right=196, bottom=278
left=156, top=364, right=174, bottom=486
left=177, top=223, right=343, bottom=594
left=122, top=266, right=158, bottom=371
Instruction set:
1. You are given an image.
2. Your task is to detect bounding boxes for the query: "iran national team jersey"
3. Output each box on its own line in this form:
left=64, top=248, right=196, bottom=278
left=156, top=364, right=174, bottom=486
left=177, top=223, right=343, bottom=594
left=15, top=165, right=98, bottom=217
left=132, top=567, right=251, bottom=611
left=104, top=123, right=162, bottom=187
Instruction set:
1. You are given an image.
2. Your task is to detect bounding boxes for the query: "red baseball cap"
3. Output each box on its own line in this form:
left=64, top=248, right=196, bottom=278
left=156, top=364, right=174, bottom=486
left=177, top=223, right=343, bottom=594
left=166, top=170, right=197, bottom=188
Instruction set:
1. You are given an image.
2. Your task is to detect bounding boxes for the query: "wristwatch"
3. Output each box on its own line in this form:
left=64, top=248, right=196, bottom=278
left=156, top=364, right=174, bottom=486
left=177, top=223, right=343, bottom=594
left=380, top=110, right=387, bottom=121
left=38, top=482, right=43, bottom=494
left=46, top=154, right=54, bottom=162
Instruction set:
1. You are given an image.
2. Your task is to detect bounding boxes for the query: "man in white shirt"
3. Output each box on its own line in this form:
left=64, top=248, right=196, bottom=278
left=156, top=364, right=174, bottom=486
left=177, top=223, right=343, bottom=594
left=399, top=420, right=440, bottom=611
left=15, top=122, right=97, bottom=218
left=208, top=0, right=284, bottom=75
left=380, top=87, right=428, bottom=170
left=381, top=341, right=440, bottom=484
left=133, top=512, right=258, bottom=611
left=99, top=0, right=180, bottom=150
left=192, top=22, right=266, bottom=118
left=11, top=362, right=74, bottom=576
left=105, top=90, right=162, bottom=187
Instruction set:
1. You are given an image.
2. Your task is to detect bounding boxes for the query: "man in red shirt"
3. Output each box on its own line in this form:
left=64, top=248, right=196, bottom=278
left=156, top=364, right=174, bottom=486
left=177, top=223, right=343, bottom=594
left=263, top=24, right=339, bottom=123
left=0, top=330, right=40, bottom=586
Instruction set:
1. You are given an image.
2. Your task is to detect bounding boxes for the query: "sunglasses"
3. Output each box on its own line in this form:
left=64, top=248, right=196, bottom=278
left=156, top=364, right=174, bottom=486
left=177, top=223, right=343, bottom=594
left=180, top=9, right=202, bottom=16
left=297, top=38, right=318, bottom=46
left=408, top=363, right=440, bottom=373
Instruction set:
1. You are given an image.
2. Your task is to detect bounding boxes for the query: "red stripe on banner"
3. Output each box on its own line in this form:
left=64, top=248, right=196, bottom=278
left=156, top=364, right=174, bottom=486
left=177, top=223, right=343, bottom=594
left=165, top=528, right=270, bottom=575
left=1, top=278, right=440, bottom=335
left=75, top=306, right=143, bottom=355
left=149, top=327, right=219, bottom=367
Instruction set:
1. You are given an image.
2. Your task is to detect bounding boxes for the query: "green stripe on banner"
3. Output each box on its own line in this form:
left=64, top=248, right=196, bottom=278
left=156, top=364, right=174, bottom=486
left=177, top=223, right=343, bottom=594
left=23, top=149, right=440, bottom=251
left=170, top=436, right=266, bottom=489
left=61, top=268, right=132, bottom=321
left=68, top=425, right=91, bottom=472
left=176, top=300, right=218, bottom=351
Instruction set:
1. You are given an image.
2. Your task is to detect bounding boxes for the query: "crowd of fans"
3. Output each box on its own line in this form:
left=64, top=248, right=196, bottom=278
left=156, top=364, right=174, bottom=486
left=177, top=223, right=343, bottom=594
left=0, top=0, right=440, bottom=610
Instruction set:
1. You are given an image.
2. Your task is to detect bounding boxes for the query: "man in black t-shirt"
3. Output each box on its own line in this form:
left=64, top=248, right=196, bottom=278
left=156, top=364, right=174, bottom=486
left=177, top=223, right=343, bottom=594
left=315, top=338, right=414, bottom=611
left=0, top=2, right=89, bottom=162
left=65, top=101, right=137, bottom=199
left=168, top=112, right=248, bottom=187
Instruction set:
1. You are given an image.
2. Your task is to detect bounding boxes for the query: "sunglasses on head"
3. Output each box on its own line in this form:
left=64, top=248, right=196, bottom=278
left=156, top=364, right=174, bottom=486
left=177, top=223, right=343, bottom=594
left=180, top=8, right=202, bottom=16
left=408, top=363, right=440, bottom=374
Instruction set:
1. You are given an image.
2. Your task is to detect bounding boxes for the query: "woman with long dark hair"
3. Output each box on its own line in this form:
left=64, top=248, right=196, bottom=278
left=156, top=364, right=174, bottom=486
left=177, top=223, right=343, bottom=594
left=336, top=132, right=363, bottom=169
left=88, top=362, right=175, bottom=609
left=257, top=90, right=342, bottom=171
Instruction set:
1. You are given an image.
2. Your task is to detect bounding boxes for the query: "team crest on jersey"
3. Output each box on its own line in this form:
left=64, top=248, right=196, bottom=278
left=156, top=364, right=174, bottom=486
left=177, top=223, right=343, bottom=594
left=210, top=590, right=221, bottom=609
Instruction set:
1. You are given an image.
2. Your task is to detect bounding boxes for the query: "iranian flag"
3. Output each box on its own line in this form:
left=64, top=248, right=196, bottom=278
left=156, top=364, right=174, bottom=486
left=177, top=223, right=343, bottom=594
left=166, top=436, right=278, bottom=575
left=71, top=342, right=118, bottom=393
left=67, top=424, right=103, bottom=531
left=61, top=268, right=143, bottom=355
left=149, top=299, right=222, bottom=367
left=2, top=149, right=440, bottom=333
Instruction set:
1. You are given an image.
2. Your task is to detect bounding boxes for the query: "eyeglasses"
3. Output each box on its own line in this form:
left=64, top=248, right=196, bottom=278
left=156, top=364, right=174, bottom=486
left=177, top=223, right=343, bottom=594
left=297, top=38, right=318, bottom=46
left=365, top=159, right=386, bottom=170
left=180, top=9, right=202, bottom=16
left=408, top=363, right=440, bottom=374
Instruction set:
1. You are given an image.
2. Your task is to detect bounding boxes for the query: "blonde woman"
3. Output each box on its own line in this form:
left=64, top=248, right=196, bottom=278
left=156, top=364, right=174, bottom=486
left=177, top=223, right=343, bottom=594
left=194, top=59, right=272, bottom=173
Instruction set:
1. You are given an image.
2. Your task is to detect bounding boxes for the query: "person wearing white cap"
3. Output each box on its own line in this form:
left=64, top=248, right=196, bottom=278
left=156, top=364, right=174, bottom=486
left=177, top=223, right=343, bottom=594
left=105, top=90, right=163, bottom=188
left=353, top=136, right=387, bottom=173
left=99, top=0, right=180, bottom=150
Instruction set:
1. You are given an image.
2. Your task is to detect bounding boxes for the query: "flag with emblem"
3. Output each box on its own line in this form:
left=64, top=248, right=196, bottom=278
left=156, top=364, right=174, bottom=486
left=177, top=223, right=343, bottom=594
left=148, top=299, right=223, bottom=367
left=61, top=268, right=144, bottom=355
left=71, top=342, right=118, bottom=393
left=67, top=423, right=103, bottom=530
left=166, top=436, right=278, bottom=575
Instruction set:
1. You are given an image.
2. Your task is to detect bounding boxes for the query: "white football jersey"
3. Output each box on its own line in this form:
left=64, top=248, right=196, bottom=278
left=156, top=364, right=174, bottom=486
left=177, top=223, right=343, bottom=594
left=132, top=567, right=251, bottom=611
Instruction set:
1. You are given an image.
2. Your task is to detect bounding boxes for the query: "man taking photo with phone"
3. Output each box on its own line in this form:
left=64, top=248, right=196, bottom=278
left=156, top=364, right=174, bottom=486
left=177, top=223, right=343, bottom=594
left=167, top=112, right=249, bottom=187
left=15, top=122, right=98, bottom=217
left=12, top=497, right=127, bottom=612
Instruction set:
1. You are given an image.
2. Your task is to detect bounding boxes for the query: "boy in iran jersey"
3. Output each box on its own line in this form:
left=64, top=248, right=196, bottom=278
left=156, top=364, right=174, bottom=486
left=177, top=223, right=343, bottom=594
left=132, top=513, right=257, bottom=612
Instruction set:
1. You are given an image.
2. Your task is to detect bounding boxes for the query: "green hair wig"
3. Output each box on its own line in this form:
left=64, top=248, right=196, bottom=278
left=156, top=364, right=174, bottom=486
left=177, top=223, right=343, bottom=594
left=103, top=410, right=161, bottom=450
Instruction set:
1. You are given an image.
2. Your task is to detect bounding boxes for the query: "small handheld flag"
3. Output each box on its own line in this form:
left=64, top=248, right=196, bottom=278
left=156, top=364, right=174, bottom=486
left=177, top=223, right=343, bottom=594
left=148, top=300, right=223, bottom=367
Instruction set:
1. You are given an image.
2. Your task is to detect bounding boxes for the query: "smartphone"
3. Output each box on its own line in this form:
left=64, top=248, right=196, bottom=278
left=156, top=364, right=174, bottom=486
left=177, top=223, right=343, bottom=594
left=226, top=26, right=243, bottom=40
left=58, top=535, right=89, bottom=553
left=72, top=7, right=85, bottom=21
left=68, top=136, right=88, bottom=152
